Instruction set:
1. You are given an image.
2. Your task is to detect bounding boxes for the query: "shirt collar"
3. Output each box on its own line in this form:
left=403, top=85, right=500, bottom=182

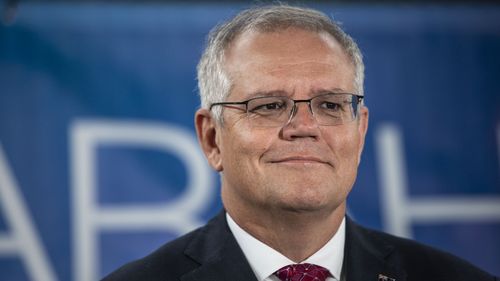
left=226, top=213, right=345, bottom=281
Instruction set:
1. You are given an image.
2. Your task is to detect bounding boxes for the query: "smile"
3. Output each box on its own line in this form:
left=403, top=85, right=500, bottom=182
left=271, top=156, right=328, bottom=165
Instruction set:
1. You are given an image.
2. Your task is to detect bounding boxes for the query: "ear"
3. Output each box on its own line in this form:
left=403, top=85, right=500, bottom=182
left=356, top=106, right=369, bottom=164
left=195, top=108, right=223, bottom=171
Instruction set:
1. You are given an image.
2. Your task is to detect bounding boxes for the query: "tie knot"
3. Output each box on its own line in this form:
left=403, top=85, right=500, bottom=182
left=275, top=263, right=330, bottom=281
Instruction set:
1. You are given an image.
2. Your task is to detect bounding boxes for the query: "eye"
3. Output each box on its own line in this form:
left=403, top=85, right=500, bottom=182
left=255, top=102, right=285, bottom=111
left=320, top=102, right=343, bottom=111
left=248, top=98, right=288, bottom=115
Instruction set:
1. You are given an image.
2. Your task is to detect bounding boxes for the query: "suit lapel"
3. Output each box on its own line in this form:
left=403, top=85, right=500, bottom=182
left=178, top=213, right=407, bottom=281
left=344, top=217, right=407, bottom=281
left=180, top=211, right=257, bottom=281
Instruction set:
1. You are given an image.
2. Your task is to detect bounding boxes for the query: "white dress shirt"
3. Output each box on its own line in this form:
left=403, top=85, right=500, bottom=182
left=227, top=213, right=345, bottom=281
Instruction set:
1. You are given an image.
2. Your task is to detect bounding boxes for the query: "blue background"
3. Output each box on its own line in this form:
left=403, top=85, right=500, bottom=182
left=0, top=2, right=499, bottom=280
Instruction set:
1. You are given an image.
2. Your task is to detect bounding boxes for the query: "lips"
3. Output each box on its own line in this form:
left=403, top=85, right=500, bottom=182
left=270, top=156, right=328, bottom=164
left=265, top=146, right=333, bottom=167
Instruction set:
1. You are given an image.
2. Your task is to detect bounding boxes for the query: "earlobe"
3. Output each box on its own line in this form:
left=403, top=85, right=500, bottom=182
left=195, top=109, right=223, bottom=171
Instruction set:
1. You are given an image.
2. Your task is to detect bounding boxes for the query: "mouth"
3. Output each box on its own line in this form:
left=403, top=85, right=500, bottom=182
left=270, top=156, right=328, bottom=165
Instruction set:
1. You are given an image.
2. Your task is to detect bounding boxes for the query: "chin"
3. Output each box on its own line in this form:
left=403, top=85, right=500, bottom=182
left=276, top=194, right=332, bottom=212
left=278, top=203, right=334, bottom=215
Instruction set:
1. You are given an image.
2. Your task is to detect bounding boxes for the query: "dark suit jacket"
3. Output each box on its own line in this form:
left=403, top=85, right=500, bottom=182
left=102, top=211, right=497, bottom=281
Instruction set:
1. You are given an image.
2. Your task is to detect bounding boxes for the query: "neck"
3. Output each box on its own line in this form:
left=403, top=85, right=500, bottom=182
left=226, top=201, right=346, bottom=262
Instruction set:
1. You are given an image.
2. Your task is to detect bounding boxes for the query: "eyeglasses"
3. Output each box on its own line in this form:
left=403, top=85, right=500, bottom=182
left=209, top=93, right=363, bottom=127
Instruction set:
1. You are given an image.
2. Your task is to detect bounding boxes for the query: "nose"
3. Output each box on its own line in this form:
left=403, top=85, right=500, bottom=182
left=288, top=101, right=315, bottom=124
left=281, top=102, right=320, bottom=140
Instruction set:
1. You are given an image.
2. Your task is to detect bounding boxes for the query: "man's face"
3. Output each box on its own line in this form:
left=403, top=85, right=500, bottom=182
left=199, top=28, right=368, bottom=216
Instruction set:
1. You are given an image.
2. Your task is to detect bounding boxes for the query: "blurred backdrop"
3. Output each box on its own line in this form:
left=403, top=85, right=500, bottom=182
left=0, top=1, right=499, bottom=280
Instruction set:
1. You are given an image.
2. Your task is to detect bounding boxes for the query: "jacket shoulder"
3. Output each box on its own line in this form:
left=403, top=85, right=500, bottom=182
left=100, top=227, right=202, bottom=281
left=350, top=221, right=497, bottom=280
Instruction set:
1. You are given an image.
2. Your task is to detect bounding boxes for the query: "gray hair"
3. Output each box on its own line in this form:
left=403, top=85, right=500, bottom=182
left=197, top=4, right=364, bottom=121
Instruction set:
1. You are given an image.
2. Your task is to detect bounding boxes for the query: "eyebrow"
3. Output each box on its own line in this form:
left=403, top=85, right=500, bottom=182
left=246, top=90, right=290, bottom=99
left=313, top=88, right=350, bottom=95
left=242, top=86, right=354, bottom=102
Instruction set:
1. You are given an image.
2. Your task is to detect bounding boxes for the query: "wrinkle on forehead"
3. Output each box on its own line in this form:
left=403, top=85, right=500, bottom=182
left=229, top=59, right=355, bottom=94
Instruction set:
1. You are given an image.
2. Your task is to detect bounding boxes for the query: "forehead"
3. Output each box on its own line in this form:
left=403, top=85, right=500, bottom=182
left=224, top=28, right=355, bottom=98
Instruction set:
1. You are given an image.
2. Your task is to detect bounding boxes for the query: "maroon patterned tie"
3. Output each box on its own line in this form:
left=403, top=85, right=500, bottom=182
left=274, top=263, right=330, bottom=281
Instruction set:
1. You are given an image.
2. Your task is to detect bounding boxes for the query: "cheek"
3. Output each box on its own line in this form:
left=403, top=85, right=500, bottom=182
left=323, top=127, right=361, bottom=164
left=220, top=125, right=274, bottom=169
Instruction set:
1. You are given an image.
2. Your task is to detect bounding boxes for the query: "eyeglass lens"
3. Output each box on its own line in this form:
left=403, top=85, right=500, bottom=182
left=246, top=94, right=359, bottom=127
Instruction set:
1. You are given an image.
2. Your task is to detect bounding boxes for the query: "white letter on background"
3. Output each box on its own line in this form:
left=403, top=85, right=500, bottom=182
left=0, top=143, right=58, bottom=281
left=375, top=123, right=500, bottom=238
left=70, top=120, right=214, bottom=281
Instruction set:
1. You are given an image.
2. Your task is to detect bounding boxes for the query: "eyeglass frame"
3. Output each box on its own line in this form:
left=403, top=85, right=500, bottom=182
left=209, top=92, right=364, bottom=127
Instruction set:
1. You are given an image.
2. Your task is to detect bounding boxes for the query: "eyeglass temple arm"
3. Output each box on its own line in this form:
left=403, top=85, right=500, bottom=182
left=209, top=101, right=248, bottom=111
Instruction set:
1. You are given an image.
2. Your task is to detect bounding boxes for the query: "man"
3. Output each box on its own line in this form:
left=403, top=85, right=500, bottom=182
left=103, top=4, right=497, bottom=281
